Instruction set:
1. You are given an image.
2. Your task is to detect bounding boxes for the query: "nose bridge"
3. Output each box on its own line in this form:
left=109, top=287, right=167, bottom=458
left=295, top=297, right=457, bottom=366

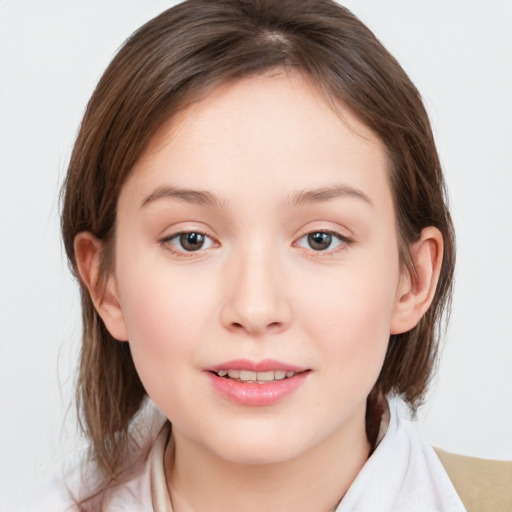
left=221, top=237, right=291, bottom=335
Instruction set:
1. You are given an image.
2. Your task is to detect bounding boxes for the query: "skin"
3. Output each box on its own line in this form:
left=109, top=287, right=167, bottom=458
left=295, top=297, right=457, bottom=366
left=75, top=72, right=443, bottom=512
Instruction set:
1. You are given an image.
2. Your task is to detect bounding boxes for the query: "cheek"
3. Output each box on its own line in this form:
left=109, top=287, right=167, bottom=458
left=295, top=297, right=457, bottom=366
left=114, top=254, right=216, bottom=389
left=118, top=274, right=217, bottom=425
left=297, top=251, right=400, bottom=378
left=116, top=236, right=216, bottom=338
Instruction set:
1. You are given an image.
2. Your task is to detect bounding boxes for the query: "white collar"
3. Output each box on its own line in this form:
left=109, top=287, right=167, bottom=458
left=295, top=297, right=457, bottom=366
left=150, top=421, right=173, bottom=512
left=335, top=398, right=466, bottom=511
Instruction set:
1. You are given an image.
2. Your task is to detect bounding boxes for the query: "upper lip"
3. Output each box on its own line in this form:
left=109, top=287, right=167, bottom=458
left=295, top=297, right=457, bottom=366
left=207, top=359, right=309, bottom=373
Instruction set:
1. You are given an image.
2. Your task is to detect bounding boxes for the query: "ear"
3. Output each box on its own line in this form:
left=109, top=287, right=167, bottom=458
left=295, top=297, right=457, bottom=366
left=74, top=232, right=128, bottom=341
left=390, top=226, right=444, bottom=335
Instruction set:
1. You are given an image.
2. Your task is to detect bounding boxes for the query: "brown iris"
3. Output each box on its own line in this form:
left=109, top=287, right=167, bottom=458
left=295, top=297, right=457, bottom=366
left=307, top=232, right=333, bottom=251
left=179, top=232, right=206, bottom=251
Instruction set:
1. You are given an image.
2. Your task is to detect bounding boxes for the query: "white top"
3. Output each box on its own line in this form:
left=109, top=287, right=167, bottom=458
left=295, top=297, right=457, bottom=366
left=20, top=399, right=466, bottom=512
left=336, top=399, right=466, bottom=511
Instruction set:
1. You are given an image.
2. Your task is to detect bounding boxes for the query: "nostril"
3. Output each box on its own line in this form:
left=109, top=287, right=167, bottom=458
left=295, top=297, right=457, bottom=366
left=229, top=320, right=282, bottom=335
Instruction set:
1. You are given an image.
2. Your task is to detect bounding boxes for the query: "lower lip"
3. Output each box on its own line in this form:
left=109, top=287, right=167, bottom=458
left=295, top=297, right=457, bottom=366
left=206, top=371, right=309, bottom=406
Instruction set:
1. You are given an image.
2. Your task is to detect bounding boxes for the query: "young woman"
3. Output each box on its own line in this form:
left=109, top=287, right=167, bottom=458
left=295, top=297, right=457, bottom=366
left=22, top=0, right=510, bottom=510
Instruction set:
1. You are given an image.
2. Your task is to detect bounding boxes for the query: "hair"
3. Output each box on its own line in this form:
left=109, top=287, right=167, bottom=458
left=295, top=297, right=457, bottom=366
left=61, top=0, right=455, bottom=497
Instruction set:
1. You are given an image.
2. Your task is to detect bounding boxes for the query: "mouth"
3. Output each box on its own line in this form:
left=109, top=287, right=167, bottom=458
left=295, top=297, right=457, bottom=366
left=210, top=369, right=304, bottom=384
left=205, top=359, right=311, bottom=405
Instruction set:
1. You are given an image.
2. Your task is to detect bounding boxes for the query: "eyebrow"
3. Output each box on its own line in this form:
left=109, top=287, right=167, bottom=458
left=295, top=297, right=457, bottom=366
left=286, top=184, right=373, bottom=208
left=140, top=186, right=225, bottom=209
left=140, top=183, right=372, bottom=209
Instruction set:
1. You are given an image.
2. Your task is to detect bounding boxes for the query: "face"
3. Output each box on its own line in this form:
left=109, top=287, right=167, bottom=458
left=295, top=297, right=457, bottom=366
left=109, top=72, right=405, bottom=465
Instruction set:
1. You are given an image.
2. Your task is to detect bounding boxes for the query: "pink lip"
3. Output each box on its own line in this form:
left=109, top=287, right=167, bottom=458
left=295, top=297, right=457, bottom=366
left=205, top=359, right=310, bottom=407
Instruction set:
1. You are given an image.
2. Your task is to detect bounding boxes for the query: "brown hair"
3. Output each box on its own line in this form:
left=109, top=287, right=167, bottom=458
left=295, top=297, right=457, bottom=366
left=61, top=0, right=455, bottom=492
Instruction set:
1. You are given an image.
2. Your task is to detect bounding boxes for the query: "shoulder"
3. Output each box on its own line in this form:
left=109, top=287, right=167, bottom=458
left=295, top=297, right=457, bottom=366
left=434, top=447, right=512, bottom=512
left=20, top=441, right=158, bottom=512
left=20, top=451, right=154, bottom=512
left=19, top=405, right=167, bottom=512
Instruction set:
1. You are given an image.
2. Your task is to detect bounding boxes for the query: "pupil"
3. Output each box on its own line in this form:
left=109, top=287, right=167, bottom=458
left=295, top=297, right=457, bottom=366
left=308, top=232, right=331, bottom=251
left=180, top=232, right=204, bottom=251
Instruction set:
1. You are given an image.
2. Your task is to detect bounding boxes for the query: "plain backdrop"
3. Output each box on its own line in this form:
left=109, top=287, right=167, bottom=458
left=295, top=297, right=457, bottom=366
left=1, top=0, right=511, bottom=509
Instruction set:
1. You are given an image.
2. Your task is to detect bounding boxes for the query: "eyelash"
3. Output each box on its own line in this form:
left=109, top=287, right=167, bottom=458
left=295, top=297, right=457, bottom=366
left=160, top=229, right=352, bottom=257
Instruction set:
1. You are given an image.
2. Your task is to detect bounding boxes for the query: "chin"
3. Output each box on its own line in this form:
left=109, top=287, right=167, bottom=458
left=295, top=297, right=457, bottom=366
left=193, top=420, right=310, bottom=466
left=216, top=439, right=302, bottom=466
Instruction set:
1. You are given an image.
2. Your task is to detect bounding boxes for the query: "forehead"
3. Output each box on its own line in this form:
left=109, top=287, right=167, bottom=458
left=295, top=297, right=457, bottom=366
left=144, top=72, right=385, bottom=160
left=123, top=71, right=392, bottom=213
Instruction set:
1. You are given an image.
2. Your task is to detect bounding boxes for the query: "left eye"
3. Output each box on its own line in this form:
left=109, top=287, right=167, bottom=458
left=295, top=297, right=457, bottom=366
left=164, top=232, right=215, bottom=252
left=295, top=231, right=347, bottom=252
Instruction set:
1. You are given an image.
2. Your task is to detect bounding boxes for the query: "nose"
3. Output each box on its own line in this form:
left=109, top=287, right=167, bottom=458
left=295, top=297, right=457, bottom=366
left=220, top=246, right=292, bottom=337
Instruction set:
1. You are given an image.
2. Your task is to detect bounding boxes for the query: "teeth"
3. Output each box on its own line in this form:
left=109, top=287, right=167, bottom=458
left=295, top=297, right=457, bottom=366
left=217, top=369, right=297, bottom=382
left=227, top=369, right=240, bottom=379
left=256, top=371, right=275, bottom=382
left=239, top=370, right=257, bottom=381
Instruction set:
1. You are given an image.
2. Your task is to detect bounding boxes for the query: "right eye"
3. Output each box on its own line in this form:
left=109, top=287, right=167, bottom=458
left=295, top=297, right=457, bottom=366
left=161, top=231, right=215, bottom=254
left=294, top=230, right=350, bottom=253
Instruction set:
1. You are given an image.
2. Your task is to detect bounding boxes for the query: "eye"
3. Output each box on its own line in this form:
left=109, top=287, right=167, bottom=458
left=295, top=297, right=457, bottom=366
left=162, top=231, right=215, bottom=253
left=295, top=231, right=349, bottom=252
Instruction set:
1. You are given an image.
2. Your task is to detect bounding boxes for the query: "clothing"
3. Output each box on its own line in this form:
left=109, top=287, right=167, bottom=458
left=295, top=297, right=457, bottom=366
left=22, top=399, right=467, bottom=511
left=434, top=448, right=512, bottom=512
left=335, top=399, right=466, bottom=511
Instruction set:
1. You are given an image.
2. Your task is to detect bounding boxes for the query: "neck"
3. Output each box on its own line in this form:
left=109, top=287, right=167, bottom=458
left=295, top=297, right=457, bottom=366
left=165, top=407, right=371, bottom=512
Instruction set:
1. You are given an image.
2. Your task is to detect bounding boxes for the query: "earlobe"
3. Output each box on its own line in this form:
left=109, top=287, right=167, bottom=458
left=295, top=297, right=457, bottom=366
left=390, top=227, right=444, bottom=335
left=74, top=232, right=129, bottom=341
